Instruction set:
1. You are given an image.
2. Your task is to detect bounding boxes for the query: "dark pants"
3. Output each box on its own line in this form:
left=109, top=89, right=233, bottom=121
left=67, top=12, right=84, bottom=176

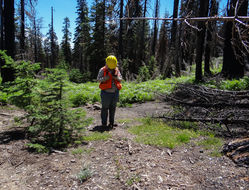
left=100, top=90, right=119, bottom=126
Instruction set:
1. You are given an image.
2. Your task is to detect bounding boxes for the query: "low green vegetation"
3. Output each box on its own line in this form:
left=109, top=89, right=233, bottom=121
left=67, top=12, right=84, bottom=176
left=197, top=134, right=224, bottom=157
left=83, top=131, right=111, bottom=142
left=219, top=77, right=249, bottom=90
left=0, top=90, right=8, bottom=104
left=67, top=75, right=195, bottom=107
left=26, top=143, right=49, bottom=153
left=128, top=118, right=199, bottom=149
left=205, top=76, right=249, bottom=90
left=77, top=165, right=93, bottom=183
left=66, top=82, right=100, bottom=107
left=126, top=174, right=141, bottom=186
left=128, top=118, right=224, bottom=156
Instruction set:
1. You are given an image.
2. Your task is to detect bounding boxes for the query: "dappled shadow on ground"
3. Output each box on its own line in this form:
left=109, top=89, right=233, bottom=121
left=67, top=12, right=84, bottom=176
left=0, top=129, right=26, bottom=144
left=90, top=125, right=113, bottom=132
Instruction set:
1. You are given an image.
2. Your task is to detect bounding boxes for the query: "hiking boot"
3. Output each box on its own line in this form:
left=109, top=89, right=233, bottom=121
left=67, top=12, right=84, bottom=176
left=108, top=123, right=118, bottom=129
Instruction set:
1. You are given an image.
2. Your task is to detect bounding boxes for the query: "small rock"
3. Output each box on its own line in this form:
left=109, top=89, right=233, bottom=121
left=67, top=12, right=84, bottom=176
left=166, top=149, right=172, bottom=156
left=158, top=175, right=163, bottom=183
left=130, top=168, right=136, bottom=171
left=93, top=103, right=101, bottom=110
left=189, top=157, right=194, bottom=164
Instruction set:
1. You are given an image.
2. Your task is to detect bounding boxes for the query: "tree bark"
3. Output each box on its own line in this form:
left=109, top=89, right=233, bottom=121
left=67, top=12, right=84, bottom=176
left=51, top=7, right=55, bottom=68
left=118, top=0, right=124, bottom=59
left=0, top=0, right=3, bottom=50
left=170, top=0, right=180, bottom=77
left=139, top=0, right=147, bottom=61
left=195, top=0, right=209, bottom=82
left=102, top=0, right=105, bottom=50
left=2, top=0, right=15, bottom=83
left=20, top=0, right=25, bottom=53
left=204, top=0, right=218, bottom=76
left=151, top=0, right=159, bottom=56
left=34, top=18, right=37, bottom=62
left=222, top=0, right=248, bottom=79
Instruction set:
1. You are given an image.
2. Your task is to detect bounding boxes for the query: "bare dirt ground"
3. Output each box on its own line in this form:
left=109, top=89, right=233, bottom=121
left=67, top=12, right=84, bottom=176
left=0, top=102, right=248, bottom=190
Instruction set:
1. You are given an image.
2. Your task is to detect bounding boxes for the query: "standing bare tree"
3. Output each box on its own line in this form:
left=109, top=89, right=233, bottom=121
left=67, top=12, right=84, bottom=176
left=151, top=0, right=159, bottom=56
left=170, top=0, right=180, bottom=77
left=157, top=12, right=170, bottom=75
left=61, top=17, right=72, bottom=65
left=0, top=0, right=3, bottom=51
left=204, top=0, right=218, bottom=76
left=20, top=0, right=25, bottom=54
left=118, top=0, right=124, bottom=59
left=139, top=0, right=147, bottom=62
left=195, top=0, right=209, bottom=82
left=222, top=0, right=248, bottom=78
left=1, top=0, right=15, bottom=83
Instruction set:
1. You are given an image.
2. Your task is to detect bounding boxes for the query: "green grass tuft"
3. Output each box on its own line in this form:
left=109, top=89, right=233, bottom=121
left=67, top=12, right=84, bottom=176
left=197, top=135, right=224, bottom=157
left=128, top=118, right=199, bottom=149
left=71, top=147, right=94, bottom=155
left=83, top=132, right=111, bottom=141
left=77, top=166, right=93, bottom=183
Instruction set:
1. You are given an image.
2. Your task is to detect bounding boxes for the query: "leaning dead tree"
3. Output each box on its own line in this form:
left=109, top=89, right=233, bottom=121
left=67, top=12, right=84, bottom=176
left=119, top=16, right=249, bottom=21
left=158, top=83, right=249, bottom=134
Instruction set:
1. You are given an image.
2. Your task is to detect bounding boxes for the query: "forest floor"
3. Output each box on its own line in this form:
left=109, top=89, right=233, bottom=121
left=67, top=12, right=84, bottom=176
left=0, top=101, right=249, bottom=190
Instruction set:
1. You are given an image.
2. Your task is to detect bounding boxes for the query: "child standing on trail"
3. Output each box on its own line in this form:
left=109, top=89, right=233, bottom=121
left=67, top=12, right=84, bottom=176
left=97, top=55, right=122, bottom=129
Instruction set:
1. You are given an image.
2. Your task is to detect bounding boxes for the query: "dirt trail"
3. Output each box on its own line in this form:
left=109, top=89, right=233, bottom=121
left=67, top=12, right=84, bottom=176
left=0, top=102, right=248, bottom=190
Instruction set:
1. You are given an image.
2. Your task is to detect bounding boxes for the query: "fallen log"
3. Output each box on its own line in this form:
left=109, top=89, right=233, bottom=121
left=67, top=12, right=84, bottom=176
left=157, top=115, right=249, bottom=125
left=223, top=138, right=249, bottom=166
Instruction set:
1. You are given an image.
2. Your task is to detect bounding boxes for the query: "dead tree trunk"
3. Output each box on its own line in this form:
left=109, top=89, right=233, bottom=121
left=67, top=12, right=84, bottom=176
left=2, top=0, right=15, bottom=83
left=222, top=0, right=249, bottom=79
left=195, top=0, right=209, bottom=82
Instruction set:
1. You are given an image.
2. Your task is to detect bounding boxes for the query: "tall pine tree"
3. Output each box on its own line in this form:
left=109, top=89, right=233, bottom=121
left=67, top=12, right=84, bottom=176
left=45, top=7, right=59, bottom=68
left=61, top=17, right=72, bottom=66
left=73, top=0, right=91, bottom=73
left=89, top=0, right=107, bottom=78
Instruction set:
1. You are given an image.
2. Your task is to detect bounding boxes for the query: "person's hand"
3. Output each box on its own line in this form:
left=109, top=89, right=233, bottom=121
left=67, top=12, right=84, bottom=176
left=103, top=75, right=110, bottom=81
left=111, top=69, right=118, bottom=79
left=112, top=75, right=118, bottom=80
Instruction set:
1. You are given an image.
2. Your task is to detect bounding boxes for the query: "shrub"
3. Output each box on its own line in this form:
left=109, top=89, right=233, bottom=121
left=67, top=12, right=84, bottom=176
left=137, top=65, right=150, bottom=82
left=0, top=50, right=40, bottom=109
left=220, top=77, right=249, bottom=91
left=70, top=92, right=90, bottom=106
left=26, top=143, right=48, bottom=153
left=0, top=90, right=8, bottom=105
left=27, top=69, right=90, bottom=149
left=77, top=166, right=92, bottom=183
left=69, top=69, right=86, bottom=83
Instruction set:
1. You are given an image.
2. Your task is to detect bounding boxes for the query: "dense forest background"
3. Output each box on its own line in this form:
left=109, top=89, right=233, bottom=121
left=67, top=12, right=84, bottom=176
left=0, top=0, right=249, bottom=83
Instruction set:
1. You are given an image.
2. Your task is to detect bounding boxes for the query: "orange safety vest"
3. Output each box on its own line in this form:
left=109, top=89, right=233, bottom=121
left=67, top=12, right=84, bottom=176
left=99, top=66, right=122, bottom=90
